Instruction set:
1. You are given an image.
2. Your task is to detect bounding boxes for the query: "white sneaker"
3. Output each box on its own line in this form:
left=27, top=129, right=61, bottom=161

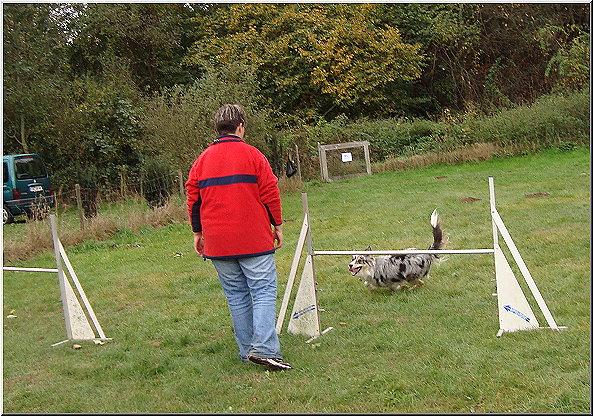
left=247, top=355, right=293, bottom=370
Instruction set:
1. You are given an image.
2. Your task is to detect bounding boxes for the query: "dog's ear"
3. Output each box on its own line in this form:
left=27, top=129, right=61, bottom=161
left=365, top=245, right=372, bottom=251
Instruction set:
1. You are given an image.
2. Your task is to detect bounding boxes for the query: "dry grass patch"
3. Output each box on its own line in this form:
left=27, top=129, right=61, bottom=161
left=378, top=142, right=502, bottom=171
left=377, top=141, right=546, bottom=172
left=3, top=201, right=188, bottom=265
left=278, top=175, right=303, bottom=194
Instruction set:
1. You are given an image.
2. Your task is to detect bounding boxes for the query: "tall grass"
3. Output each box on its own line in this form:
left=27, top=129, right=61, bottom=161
left=3, top=147, right=589, bottom=413
left=460, top=91, right=590, bottom=149
left=378, top=142, right=504, bottom=172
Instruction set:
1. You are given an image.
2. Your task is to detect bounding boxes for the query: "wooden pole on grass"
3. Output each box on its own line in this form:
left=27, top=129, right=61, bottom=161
left=75, top=184, right=84, bottom=231
left=178, top=169, right=184, bottom=197
left=295, top=144, right=302, bottom=184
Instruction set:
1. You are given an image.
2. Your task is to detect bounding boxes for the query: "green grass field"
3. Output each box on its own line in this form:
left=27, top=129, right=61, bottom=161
left=3, top=147, right=590, bottom=413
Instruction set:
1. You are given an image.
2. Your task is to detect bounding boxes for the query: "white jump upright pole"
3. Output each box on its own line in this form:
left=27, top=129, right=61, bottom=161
left=286, top=193, right=324, bottom=340
left=491, top=211, right=560, bottom=330
left=51, top=214, right=112, bottom=346
left=50, top=214, right=75, bottom=343
left=58, top=240, right=108, bottom=340
left=489, top=177, right=499, bottom=248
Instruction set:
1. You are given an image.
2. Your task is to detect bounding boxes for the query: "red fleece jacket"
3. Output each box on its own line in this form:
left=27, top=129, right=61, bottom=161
left=185, top=135, right=283, bottom=259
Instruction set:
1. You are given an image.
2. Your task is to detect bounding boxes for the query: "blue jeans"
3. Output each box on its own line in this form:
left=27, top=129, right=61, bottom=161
left=211, top=254, right=282, bottom=362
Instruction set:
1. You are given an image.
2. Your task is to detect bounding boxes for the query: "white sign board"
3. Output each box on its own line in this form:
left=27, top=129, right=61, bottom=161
left=341, top=152, right=352, bottom=163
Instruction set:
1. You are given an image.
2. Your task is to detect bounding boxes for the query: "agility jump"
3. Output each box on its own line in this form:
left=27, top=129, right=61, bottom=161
left=277, top=177, right=566, bottom=341
left=3, top=215, right=111, bottom=347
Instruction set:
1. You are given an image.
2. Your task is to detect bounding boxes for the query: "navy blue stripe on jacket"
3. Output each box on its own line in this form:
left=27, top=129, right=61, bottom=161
left=202, top=248, right=276, bottom=260
left=191, top=196, right=202, bottom=232
left=199, top=174, right=257, bottom=189
left=264, top=204, right=281, bottom=226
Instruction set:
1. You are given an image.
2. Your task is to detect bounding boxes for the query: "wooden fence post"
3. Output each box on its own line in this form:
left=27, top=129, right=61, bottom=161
left=178, top=170, right=184, bottom=197
left=120, top=170, right=128, bottom=199
left=295, top=144, right=303, bottom=183
left=55, top=184, right=64, bottom=215
left=363, top=141, right=372, bottom=175
left=75, top=184, right=84, bottom=231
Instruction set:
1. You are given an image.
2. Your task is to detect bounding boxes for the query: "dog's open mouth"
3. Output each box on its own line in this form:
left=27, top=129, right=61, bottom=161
left=349, top=266, right=362, bottom=276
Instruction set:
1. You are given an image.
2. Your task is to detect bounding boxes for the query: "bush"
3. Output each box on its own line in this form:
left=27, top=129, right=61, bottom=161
left=466, top=90, right=590, bottom=148
left=138, top=63, right=276, bottom=173
left=285, top=90, right=590, bottom=180
left=140, top=158, right=175, bottom=209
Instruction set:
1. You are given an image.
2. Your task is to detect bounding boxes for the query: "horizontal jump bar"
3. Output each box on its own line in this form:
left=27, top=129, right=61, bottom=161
left=3, top=267, right=59, bottom=273
left=313, top=249, right=495, bottom=256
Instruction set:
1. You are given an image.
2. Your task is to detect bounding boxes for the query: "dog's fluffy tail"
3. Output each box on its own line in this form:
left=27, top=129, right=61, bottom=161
left=429, top=209, right=448, bottom=251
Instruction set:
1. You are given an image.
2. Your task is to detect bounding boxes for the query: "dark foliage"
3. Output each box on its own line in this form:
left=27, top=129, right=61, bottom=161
left=140, top=158, right=175, bottom=209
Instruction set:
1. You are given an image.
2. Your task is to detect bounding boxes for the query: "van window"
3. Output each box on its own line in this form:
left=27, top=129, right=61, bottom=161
left=15, top=157, right=47, bottom=180
left=3, top=162, right=9, bottom=183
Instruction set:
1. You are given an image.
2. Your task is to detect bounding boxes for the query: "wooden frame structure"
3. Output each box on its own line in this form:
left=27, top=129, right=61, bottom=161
left=318, top=141, right=372, bottom=182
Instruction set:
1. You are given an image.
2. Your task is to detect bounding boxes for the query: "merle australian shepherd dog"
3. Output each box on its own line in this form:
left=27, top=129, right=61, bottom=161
left=348, top=210, right=448, bottom=290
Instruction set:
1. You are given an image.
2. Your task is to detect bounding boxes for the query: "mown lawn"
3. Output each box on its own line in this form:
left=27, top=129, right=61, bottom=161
left=3, top=147, right=590, bottom=413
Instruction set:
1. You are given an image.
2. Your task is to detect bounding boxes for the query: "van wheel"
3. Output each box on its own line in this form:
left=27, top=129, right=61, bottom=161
left=3, top=204, right=14, bottom=225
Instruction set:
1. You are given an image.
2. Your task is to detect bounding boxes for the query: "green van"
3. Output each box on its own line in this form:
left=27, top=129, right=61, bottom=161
left=3, top=153, right=55, bottom=224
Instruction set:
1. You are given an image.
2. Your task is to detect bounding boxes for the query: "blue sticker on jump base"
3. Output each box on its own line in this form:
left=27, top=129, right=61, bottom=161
left=503, top=305, right=531, bottom=322
left=292, top=305, right=316, bottom=319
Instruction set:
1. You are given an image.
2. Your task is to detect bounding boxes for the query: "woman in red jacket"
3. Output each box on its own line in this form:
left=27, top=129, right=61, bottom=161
left=185, top=104, right=291, bottom=370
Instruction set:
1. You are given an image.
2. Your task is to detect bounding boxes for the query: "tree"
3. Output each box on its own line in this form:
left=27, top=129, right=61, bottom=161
left=545, top=31, right=590, bottom=92
left=373, top=3, right=590, bottom=114
left=3, top=3, right=73, bottom=154
left=183, top=4, right=425, bottom=122
left=68, top=3, right=200, bottom=92
left=47, top=63, right=143, bottom=188
left=138, top=63, right=279, bottom=173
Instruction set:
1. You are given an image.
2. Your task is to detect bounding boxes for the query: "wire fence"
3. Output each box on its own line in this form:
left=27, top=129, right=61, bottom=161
left=59, top=170, right=182, bottom=205
left=3, top=170, right=189, bottom=265
left=3, top=165, right=303, bottom=264
left=46, top=170, right=186, bottom=229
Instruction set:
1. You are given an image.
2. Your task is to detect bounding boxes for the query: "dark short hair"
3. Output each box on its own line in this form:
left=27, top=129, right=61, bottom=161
left=214, top=104, right=246, bottom=135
